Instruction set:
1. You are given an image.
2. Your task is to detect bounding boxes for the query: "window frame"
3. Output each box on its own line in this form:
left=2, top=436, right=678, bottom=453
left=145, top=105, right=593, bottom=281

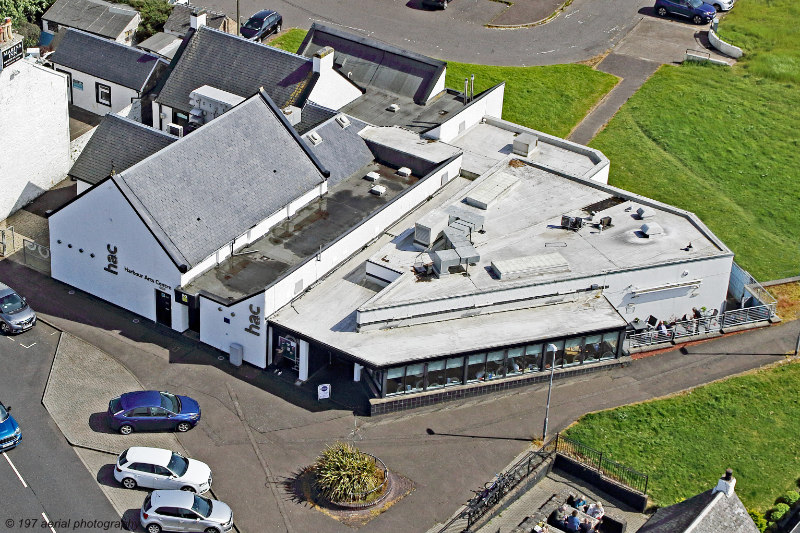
left=96, top=82, right=111, bottom=106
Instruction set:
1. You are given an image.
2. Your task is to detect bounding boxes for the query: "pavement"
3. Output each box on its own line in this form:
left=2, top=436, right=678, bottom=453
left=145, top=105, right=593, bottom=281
left=69, top=104, right=102, bottom=141
left=1, top=257, right=798, bottom=533
left=486, top=0, right=566, bottom=27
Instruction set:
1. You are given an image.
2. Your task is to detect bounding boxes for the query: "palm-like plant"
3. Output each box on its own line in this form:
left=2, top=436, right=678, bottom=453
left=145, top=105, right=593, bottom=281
left=313, top=442, right=384, bottom=503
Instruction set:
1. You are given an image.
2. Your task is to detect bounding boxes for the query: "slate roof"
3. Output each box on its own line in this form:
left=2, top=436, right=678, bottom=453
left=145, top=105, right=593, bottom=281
left=51, top=28, right=166, bottom=91
left=137, top=32, right=183, bottom=60
left=69, top=114, right=177, bottom=185
left=112, top=90, right=329, bottom=269
left=295, top=102, right=338, bottom=135
left=163, top=4, right=232, bottom=37
left=638, top=489, right=758, bottom=533
left=155, top=26, right=316, bottom=114
left=302, top=115, right=373, bottom=187
left=43, top=0, right=138, bottom=40
left=297, top=22, right=446, bottom=104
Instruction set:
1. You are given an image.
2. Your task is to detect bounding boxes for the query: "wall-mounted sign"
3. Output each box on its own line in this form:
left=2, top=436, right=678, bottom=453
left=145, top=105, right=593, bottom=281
left=244, top=304, right=261, bottom=336
left=72, top=79, right=83, bottom=91
left=1, top=41, right=23, bottom=69
left=104, top=244, right=118, bottom=275
left=317, top=384, right=331, bottom=401
left=275, top=336, right=297, bottom=363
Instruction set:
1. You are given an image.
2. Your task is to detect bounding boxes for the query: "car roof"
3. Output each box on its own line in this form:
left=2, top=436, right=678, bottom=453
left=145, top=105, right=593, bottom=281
left=120, top=390, right=163, bottom=409
left=122, top=447, right=174, bottom=466
left=151, top=489, right=196, bottom=508
left=250, top=9, right=275, bottom=18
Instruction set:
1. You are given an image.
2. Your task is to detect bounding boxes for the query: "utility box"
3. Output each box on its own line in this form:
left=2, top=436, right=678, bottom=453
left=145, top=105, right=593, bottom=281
left=513, top=133, right=539, bottom=157
left=229, top=343, right=243, bottom=367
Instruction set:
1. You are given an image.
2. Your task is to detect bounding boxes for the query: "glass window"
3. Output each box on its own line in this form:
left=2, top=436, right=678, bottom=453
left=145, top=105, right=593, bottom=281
left=405, top=364, right=425, bottom=393
left=150, top=407, right=169, bottom=417
left=485, top=350, right=505, bottom=380
left=543, top=341, right=565, bottom=369
left=564, top=337, right=583, bottom=367
left=466, top=353, right=486, bottom=383
left=583, top=334, right=602, bottom=362
left=156, top=507, right=180, bottom=518
left=386, top=367, right=405, bottom=396
left=426, top=360, right=445, bottom=390
left=96, top=83, right=111, bottom=106
left=506, top=347, right=524, bottom=376
left=153, top=465, right=172, bottom=477
left=168, top=453, right=189, bottom=476
left=524, top=344, right=542, bottom=372
left=600, top=332, right=619, bottom=359
left=127, top=407, right=150, bottom=417
left=445, top=357, right=463, bottom=386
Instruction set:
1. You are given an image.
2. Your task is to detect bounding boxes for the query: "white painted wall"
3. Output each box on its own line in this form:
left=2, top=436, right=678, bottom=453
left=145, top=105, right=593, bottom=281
left=76, top=180, right=92, bottom=194
left=0, top=60, right=70, bottom=220
left=52, top=64, right=139, bottom=115
left=424, top=83, right=505, bottom=143
left=307, top=68, right=362, bottom=110
left=49, top=179, right=184, bottom=327
left=153, top=102, right=174, bottom=131
left=199, top=291, right=267, bottom=366
left=426, top=68, right=446, bottom=103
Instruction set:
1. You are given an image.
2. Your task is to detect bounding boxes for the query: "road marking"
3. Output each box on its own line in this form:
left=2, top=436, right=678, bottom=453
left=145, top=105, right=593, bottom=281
left=3, top=453, right=27, bottom=487
left=20, top=342, right=37, bottom=349
left=41, top=512, right=57, bottom=533
left=50, top=331, right=58, bottom=336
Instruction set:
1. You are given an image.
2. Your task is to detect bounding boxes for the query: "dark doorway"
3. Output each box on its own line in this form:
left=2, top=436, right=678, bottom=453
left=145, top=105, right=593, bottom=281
left=57, top=69, right=72, bottom=103
left=155, top=289, right=172, bottom=327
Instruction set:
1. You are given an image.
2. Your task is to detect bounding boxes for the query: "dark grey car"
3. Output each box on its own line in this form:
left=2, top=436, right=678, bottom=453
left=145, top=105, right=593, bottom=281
left=0, top=282, right=36, bottom=334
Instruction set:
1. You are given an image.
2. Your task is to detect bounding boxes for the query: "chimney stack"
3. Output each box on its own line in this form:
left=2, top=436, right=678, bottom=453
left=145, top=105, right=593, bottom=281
left=712, top=468, right=736, bottom=497
left=190, top=8, right=207, bottom=30
left=312, top=46, right=334, bottom=74
left=0, top=17, right=13, bottom=43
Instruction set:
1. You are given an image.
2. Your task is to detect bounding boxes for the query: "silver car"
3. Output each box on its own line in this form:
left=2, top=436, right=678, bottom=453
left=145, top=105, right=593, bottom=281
left=0, top=282, right=36, bottom=334
left=114, top=447, right=212, bottom=493
left=140, top=490, right=233, bottom=533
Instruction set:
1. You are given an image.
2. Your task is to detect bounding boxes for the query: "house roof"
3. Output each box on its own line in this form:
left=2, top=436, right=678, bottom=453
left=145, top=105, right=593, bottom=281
left=302, top=114, right=373, bottom=187
left=638, top=488, right=758, bottom=533
left=111, top=90, right=329, bottom=270
left=163, top=4, right=231, bottom=36
left=51, top=28, right=166, bottom=91
left=297, top=22, right=446, bottom=104
left=295, top=101, right=338, bottom=135
left=69, top=114, right=177, bottom=185
left=42, top=0, right=138, bottom=40
left=155, top=26, right=316, bottom=114
left=137, top=32, right=183, bottom=60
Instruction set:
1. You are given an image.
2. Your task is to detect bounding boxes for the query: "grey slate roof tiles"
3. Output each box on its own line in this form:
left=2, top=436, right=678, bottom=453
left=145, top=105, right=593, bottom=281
left=303, top=115, right=373, bottom=187
left=295, top=102, right=338, bottom=135
left=113, top=92, right=327, bottom=269
left=69, top=114, right=177, bottom=185
left=43, top=0, right=137, bottom=40
left=51, top=28, right=166, bottom=91
left=155, top=26, right=315, bottom=114
left=163, top=4, right=231, bottom=37
left=638, top=489, right=759, bottom=533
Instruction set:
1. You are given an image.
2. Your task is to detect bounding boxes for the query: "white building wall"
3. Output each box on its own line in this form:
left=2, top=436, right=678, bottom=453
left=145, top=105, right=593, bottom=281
left=0, top=60, right=70, bottom=220
left=200, top=292, right=267, bottom=367
left=307, top=69, right=362, bottom=110
left=426, top=69, right=446, bottom=104
left=424, top=84, right=505, bottom=143
left=153, top=102, right=174, bottom=131
left=53, top=64, right=139, bottom=115
left=49, top=180, right=183, bottom=326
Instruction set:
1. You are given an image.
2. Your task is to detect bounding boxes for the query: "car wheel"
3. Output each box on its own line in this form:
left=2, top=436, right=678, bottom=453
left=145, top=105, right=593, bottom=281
left=119, top=424, right=133, bottom=435
left=122, top=477, right=137, bottom=489
left=0, top=322, right=11, bottom=335
left=204, top=528, right=220, bottom=533
left=146, top=524, right=162, bottom=533
left=713, top=3, right=721, bottom=10
left=275, top=24, right=281, bottom=34
left=656, top=6, right=668, bottom=16
left=693, top=14, right=703, bottom=24
left=176, top=422, right=192, bottom=432
left=181, top=486, right=196, bottom=492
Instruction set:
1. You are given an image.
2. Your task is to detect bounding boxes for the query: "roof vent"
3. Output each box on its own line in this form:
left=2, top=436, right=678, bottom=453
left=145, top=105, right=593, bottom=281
left=636, top=206, right=655, bottom=219
left=397, top=167, right=411, bottom=177
left=641, top=222, right=663, bottom=237
left=167, top=123, right=184, bottom=137
left=335, top=114, right=351, bottom=129
left=387, top=103, right=400, bottom=113
left=364, top=171, right=380, bottom=182
left=307, top=131, right=323, bottom=146
left=370, top=185, right=387, bottom=196
left=561, top=215, right=584, bottom=231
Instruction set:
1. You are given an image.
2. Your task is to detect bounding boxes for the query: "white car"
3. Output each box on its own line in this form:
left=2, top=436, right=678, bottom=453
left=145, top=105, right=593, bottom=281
left=114, top=447, right=212, bottom=493
left=711, top=0, right=733, bottom=11
left=140, top=490, right=233, bottom=533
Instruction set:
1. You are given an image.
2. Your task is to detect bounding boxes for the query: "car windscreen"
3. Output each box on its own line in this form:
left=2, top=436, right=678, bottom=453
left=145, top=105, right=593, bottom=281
left=160, top=392, right=180, bottom=413
left=688, top=0, right=703, bottom=7
left=0, top=404, right=7, bottom=422
left=109, top=397, right=122, bottom=414
left=243, top=16, right=265, bottom=30
left=0, top=293, right=25, bottom=314
left=192, top=495, right=212, bottom=518
left=168, top=452, right=189, bottom=477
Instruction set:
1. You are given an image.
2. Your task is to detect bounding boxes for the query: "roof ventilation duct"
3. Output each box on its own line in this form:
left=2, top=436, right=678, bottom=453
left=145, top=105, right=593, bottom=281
left=306, top=131, right=323, bottom=146
left=640, top=222, right=664, bottom=237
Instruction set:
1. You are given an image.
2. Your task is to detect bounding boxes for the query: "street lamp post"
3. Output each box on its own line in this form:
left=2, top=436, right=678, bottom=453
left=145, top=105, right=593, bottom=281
left=542, top=343, right=558, bottom=440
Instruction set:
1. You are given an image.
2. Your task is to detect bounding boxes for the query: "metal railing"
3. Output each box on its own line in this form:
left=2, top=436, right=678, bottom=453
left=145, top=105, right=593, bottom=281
left=21, top=239, right=51, bottom=275
left=0, top=226, right=15, bottom=256
left=550, top=434, right=649, bottom=495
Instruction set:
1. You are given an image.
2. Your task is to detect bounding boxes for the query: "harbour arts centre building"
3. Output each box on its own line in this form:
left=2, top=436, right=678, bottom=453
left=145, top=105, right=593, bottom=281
left=47, top=30, right=775, bottom=414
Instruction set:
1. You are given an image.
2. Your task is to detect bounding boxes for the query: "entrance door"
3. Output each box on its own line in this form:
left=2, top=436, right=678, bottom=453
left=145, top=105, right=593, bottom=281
left=155, top=289, right=172, bottom=327
left=57, top=69, right=72, bottom=104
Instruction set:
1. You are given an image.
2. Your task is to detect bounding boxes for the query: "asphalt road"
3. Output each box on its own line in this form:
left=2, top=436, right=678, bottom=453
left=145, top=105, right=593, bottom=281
left=0, top=323, right=123, bottom=533
left=200, top=0, right=653, bottom=65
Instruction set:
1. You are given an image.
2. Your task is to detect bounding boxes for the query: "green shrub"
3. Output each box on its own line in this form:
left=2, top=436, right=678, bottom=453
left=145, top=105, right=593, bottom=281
left=781, top=490, right=800, bottom=506
left=769, top=503, right=790, bottom=522
left=312, top=442, right=383, bottom=503
left=16, top=20, right=40, bottom=48
left=749, top=509, right=768, bottom=532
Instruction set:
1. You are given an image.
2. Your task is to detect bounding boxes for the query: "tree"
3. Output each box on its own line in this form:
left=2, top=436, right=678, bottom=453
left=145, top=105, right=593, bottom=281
left=0, top=0, right=55, bottom=25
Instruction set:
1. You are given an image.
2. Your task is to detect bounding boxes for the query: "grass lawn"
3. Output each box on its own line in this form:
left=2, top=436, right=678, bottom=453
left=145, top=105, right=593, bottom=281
left=769, top=282, right=800, bottom=321
left=564, top=361, right=800, bottom=512
left=267, top=29, right=618, bottom=138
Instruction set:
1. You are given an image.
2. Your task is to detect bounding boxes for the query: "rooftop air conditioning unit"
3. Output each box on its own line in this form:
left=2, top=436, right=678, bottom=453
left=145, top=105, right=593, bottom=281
left=335, top=114, right=351, bottom=129
left=370, top=185, right=387, bottom=196
left=364, top=171, right=380, bottom=182
left=307, top=131, right=323, bottom=146
left=387, top=103, right=400, bottom=113
left=560, top=215, right=583, bottom=231
left=397, top=167, right=411, bottom=177
left=167, top=123, right=184, bottom=137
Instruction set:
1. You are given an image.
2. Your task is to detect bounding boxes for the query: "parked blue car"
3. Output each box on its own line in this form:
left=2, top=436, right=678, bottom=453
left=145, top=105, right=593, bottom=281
left=108, top=391, right=200, bottom=435
left=0, top=401, right=21, bottom=451
left=655, top=0, right=716, bottom=24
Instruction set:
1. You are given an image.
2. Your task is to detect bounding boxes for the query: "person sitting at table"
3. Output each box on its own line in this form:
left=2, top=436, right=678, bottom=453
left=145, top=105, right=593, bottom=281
left=586, top=501, right=605, bottom=519
left=578, top=518, right=594, bottom=533
left=568, top=493, right=587, bottom=509
left=565, top=510, right=581, bottom=532
left=549, top=505, right=568, bottom=527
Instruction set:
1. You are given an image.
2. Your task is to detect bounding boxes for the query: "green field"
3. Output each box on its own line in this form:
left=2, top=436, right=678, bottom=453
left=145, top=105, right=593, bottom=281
left=268, top=29, right=618, bottom=138
left=564, top=361, right=800, bottom=512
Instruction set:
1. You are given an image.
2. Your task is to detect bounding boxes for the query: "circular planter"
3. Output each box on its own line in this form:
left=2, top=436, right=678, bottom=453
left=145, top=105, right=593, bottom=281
left=325, top=455, right=393, bottom=510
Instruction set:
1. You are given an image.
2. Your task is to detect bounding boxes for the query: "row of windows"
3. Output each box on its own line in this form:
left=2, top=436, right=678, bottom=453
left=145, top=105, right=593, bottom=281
left=384, top=332, right=621, bottom=397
